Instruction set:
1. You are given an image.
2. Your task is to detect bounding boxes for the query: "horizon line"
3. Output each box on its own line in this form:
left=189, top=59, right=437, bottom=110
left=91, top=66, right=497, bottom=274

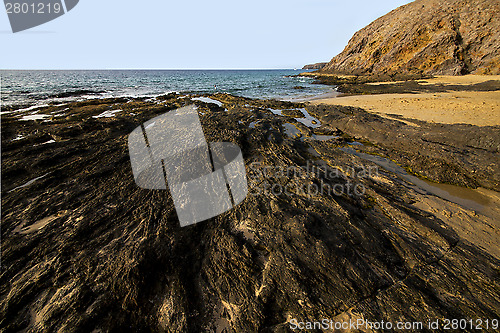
left=0, top=68, right=312, bottom=71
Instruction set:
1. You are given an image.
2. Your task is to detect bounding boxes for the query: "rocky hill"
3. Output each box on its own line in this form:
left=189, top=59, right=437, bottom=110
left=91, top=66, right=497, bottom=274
left=322, top=0, right=500, bottom=76
left=302, top=62, right=327, bottom=70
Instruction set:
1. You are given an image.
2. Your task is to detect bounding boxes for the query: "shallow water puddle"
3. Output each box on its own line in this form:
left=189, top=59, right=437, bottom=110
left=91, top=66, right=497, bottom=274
left=92, top=110, right=122, bottom=118
left=20, top=114, right=51, bottom=121
left=294, top=108, right=321, bottom=128
left=283, top=123, right=300, bottom=137
left=249, top=121, right=260, bottom=129
left=268, top=107, right=321, bottom=128
left=192, top=97, right=223, bottom=107
left=340, top=147, right=490, bottom=212
left=268, top=108, right=283, bottom=116
left=9, top=173, right=50, bottom=192
left=312, top=134, right=339, bottom=141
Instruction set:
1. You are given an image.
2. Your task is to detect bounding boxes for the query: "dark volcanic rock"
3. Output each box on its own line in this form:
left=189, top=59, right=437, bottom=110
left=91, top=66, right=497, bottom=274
left=315, top=76, right=500, bottom=95
left=1, top=94, right=499, bottom=332
left=302, top=63, right=328, bottom=70
left=307, top=104, right=500, bottom=191
left=322, top=0, right=500, bottom=76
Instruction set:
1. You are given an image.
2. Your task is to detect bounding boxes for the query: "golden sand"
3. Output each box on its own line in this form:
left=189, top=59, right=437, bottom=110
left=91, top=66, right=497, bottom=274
left=310, top=76, right=500, bottom=127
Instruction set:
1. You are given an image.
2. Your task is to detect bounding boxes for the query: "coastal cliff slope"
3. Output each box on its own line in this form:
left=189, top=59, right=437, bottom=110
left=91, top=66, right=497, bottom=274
left=321, top=0, right=500, bottom=76
left=302, top=62, right=328, bottom=70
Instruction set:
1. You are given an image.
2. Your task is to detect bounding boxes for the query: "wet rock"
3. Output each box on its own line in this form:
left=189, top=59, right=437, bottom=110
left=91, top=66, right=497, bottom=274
left=308, top=104, right=500, bottom=191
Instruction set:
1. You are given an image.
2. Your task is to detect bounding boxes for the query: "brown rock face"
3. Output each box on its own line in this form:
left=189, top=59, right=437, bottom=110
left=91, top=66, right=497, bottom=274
left=322, top=0, right=500, bottom=76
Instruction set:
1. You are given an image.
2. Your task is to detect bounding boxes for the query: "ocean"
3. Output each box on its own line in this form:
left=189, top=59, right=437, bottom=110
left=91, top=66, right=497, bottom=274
left=0, top=70, right=335, bottom=107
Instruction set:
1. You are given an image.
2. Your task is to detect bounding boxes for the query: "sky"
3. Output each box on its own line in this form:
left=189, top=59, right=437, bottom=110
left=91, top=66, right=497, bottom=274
left=0, top=0, right=413, bottom=69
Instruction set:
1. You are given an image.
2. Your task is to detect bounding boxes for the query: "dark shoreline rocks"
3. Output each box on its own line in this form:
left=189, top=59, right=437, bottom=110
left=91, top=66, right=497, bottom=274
left=1, top=94, right=499, bottom=332
left=299, top=72, right=500, bottom=96
left=307, top=103, right=500, bottom=191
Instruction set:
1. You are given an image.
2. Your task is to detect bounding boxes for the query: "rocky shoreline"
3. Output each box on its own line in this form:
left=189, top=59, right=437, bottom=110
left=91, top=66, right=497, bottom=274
left=298, top=72, right=500, bottom=95
left=1, top=93, right=499, bottom=331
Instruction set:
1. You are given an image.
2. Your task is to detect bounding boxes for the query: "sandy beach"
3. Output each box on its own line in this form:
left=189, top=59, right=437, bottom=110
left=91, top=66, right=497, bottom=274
left=310, top=75, right=500, bottom=126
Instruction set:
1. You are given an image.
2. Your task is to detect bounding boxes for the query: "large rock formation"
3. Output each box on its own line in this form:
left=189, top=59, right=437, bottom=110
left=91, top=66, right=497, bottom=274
left=302, top=62, right=328, bottom=70
left=1, top=94, right=500, bottom=331
left=322, top=0, right=500, bottom=76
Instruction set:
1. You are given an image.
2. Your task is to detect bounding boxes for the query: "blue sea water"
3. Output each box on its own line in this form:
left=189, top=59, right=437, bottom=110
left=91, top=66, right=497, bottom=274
left=0, top=70, right=335, bottom=107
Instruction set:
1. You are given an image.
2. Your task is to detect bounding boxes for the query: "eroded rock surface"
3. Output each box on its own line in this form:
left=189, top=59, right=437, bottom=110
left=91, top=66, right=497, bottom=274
left=1, top=94, right=499, bottom=332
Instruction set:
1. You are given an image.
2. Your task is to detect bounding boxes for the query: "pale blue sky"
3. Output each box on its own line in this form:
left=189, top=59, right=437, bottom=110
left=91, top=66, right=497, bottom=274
left=0, top=0, right=413, bottom=69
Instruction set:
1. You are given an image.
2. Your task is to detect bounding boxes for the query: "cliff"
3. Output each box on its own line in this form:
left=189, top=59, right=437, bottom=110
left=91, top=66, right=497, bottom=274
left=302, top=62, right=328, bottom=70
left=322, top=0, right=500, bottom=76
